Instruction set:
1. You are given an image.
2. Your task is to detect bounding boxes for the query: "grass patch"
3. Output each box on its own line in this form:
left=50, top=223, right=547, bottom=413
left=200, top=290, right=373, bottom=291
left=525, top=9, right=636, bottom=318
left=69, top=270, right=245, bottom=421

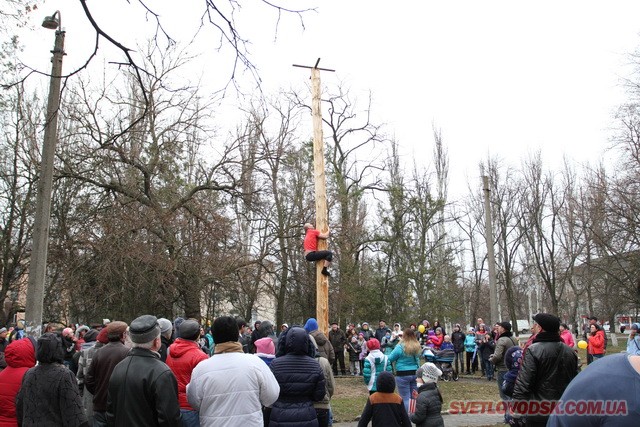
left=331, top=375, right=500, bottom=423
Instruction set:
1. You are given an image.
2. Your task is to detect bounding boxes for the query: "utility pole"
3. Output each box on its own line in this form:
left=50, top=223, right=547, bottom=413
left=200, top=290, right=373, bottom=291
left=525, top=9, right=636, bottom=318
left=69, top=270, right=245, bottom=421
left=293, top=58, right=335, bottom=334
left=25, top=12, right=65, bottom=337
left=482, top=176, right=499, bottom=324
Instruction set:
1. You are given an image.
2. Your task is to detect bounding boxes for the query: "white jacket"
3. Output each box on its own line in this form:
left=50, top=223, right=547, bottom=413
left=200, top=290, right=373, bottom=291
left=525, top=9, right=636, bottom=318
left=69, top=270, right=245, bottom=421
left=186, top=352, right=280, bottom=427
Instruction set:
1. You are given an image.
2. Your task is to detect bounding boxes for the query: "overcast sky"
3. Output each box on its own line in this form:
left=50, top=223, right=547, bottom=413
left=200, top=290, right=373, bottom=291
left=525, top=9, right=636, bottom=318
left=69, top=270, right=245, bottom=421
left=21, top=1, right=640, bottom=200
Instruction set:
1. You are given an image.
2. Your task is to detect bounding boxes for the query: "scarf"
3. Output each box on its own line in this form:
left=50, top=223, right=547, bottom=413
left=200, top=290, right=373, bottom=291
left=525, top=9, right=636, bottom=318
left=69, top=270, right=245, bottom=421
left=533, top=331, right=562, bottom=343
left=214, top=341, right=243, bottom=354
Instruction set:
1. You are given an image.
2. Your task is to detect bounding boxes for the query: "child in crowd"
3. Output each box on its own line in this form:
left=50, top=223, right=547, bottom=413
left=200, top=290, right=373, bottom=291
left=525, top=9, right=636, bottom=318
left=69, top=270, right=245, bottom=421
left=410, top=362, right=444, bottom=427
left=502, top=346, right=523, bottom=426
left=381, top=330, right=394, bottom=355
left=479, top=333, right=495, bottom=380
left=363, top=338, right=392, bottom=394
left=254, top=336, right=276, bottom=365
left=347, top=335, right=362, bottom=375
left=440, top=335, right=454, bottom=351
left=358, top=333, right=368, bottom=375
left=357, top=371, right=412, bottom=427
left=464, top=328, right=477, bottom=375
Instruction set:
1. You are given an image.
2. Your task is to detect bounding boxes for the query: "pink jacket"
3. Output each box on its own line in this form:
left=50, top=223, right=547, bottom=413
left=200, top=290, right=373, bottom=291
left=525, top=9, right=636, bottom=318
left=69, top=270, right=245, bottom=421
left=560, top=330, right=575, bottom=348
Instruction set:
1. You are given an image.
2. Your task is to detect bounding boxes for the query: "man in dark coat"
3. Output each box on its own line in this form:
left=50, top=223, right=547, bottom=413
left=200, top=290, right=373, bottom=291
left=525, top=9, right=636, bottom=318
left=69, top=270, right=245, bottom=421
left=269, top=327, right=326, bottom=427
left=85, top=321, right=129, bottom=427
left=513, top=313, right=579, bottom=427
left=16, top=333, right=88, bottom=426
left=328, top=322, right=347, bottom=376
left=107, top=315, right=181, bottom=426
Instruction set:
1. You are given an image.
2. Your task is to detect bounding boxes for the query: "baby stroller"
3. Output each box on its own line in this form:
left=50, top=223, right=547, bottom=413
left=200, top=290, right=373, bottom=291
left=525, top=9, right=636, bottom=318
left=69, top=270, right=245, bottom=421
left=423, top=348, right=459, bottom=382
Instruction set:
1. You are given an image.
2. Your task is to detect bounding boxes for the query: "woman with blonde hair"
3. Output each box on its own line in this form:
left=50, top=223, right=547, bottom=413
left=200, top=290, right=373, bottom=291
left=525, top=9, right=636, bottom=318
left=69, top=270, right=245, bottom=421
left=388, top=327, right=422, bottom=412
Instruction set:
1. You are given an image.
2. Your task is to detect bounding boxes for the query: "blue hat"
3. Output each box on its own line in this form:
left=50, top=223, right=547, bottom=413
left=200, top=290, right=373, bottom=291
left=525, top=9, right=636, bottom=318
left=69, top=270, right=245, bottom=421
left=304, top=318, right=319, bottom=333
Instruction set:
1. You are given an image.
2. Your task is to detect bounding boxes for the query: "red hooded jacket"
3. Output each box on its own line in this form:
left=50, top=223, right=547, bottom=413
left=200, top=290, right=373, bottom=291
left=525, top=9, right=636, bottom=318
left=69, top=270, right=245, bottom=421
left=166, top=339, right=208, bottom=409
left=0, top=338, right=36, bottom=426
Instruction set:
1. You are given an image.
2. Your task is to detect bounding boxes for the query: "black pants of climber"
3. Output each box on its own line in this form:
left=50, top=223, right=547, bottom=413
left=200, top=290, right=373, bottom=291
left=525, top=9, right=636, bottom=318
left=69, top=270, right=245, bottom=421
left=305, top=250, right=333, bottom=262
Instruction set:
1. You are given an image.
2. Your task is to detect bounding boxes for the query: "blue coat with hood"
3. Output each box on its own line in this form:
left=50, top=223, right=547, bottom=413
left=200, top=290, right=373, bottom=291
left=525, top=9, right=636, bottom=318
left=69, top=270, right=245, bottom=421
left=269, top=327, right=326, bottom=427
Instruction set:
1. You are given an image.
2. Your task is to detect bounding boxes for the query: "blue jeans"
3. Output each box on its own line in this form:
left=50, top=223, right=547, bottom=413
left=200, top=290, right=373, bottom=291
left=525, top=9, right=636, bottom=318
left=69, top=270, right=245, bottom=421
left=483, top=359, right=493, bottom=379
left=180, top=409, right=200, bottom=427
left=395, top=374, right=417, bottom=413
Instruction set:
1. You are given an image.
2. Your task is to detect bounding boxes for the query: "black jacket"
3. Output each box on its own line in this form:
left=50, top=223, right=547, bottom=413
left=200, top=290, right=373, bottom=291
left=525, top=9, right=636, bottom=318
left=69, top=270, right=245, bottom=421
left=410, top=382, right=444, bottom=427
left=85, top=341, right=131, bottom=412
left=106, top=347, right=181, bottom=427
left=513, top=335, right=579, bottom=423
left=328, top=328, right=347, bottom=350
left=451, top=331, right=466, bottom=353
left=269, top=327, right=326, bottom=427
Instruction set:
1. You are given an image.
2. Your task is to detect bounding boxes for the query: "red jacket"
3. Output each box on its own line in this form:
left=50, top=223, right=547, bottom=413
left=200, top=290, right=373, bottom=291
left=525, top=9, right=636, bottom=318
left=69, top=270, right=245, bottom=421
left=429, top=334, right=444, bottom=349
left=587, top=330, right=605, bottom=355
left=0, top=338, right=36, bottom=427
left=166, top=339, right=208, bottom=409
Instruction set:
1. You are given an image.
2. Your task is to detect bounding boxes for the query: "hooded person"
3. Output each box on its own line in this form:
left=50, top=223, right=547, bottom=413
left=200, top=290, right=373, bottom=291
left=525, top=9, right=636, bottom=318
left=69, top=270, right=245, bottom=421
left=16, top=333, right=88, bottom=427
left=166, top=319, right=208, bottom=427
left=363, top=338, right=392, bottom=394
left=627, top=322, right=640, bottom=355
left=0, top=337, right=37, bottom=426
left=410, top=363, right=444, bottom=427
left=304, top=318, right=335, bottom=365
left=269, top=327, right=326, bottom=427
left=157, top=317, right=174, bottom=362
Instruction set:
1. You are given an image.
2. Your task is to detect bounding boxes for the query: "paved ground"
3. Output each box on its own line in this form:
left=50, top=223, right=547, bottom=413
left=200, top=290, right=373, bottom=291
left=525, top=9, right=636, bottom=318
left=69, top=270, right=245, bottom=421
left=334, top=412, right=504, bottom=426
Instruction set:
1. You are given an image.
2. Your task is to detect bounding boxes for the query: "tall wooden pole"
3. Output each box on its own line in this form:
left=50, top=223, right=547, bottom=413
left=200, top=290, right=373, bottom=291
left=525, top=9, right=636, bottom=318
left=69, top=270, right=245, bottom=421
left=293, top=59, right=335, bottom=334
left=483, top=176, right=499, bottom=324
left=311, top=67, right=329, bottom=334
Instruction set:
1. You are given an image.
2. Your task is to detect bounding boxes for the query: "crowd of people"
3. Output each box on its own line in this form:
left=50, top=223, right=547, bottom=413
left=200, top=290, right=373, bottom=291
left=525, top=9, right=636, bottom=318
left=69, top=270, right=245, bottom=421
left=0, top=313, right=639, bottom=426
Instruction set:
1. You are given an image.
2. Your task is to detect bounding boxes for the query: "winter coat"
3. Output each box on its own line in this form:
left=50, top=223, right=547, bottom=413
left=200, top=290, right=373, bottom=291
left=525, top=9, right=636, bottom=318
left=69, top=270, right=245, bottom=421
left=166, top=338, right=209, bottom=410
left=374, top=326, right=391, bottom=343
left=187, top=344, right=280, bottom=427
left=357, top=391, right=412, bottom=427
left=328, top=328, right=347, bottom=351
left=313, top=351, right=335, bottom=410
left=479, top=338, right=495, bottom=361
left=15, top=333, right=87, bottom=427
left=269, top=327, right=326, bottom=427
left=451, top=330, right=466, bottom=353
left=363, top=349, right=392, bottom=392
left=359, top=339, right=369, bottom=361
left=76, top=340, right=99, bottom=419
left=410, top=382, right=444, bottom=427
left=463, top=334, right=476, bottom=353
left=387, top=343, right=421, bottom=374
left=587, top=329, right=605, bottom=355
left=0, top=338, right=36, bottom=427
left=107, top=347, right=181, bottom=427
left=347, top=340, right=361, bottom=359
left=513, top=335, right=579, bottom=425
left=85, top=341, right=130, bottom=412
left=489, top=333, right=518, bottom=371
left=309, top=330, right=335, bottom=366
left=428, top=334, right=444, bottom=350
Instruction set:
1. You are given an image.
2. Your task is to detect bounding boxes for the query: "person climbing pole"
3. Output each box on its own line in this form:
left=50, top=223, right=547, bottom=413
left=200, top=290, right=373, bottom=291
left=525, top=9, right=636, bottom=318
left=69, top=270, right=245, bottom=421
left=303, top=223, right=333, bottom=276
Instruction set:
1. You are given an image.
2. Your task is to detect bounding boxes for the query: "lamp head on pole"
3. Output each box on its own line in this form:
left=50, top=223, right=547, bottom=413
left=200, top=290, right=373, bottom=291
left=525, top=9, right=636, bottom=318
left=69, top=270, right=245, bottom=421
left=42, top=11, right=61, bottom=30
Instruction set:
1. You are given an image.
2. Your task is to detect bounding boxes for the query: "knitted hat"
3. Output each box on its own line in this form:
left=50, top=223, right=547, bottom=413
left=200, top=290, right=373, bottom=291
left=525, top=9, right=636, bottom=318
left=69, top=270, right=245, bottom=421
left=497, top=321, right=512, bottom=332
left=84, top=329, right=99, bottom=343
left=96, top=328, right=109, bottom=344
left=304, top=318, right=319, bottom=333
left=157, top=318, right=173, bottom=335
left=0, top=327, right=7, bottom=334
left=129, top=315, right=160, bottom=344
left=376, top=371, right=396, bottom=393
left=255, top=337, right=275, bottom=355
left=62, top=327, right=74, bottom=338
left=631, top=323, right=640, bottom=330
left=505, top=346, right=523, bottom=371
left=179, top=319, right=200, bottom=340
left=416, top=362, right=442, bottom=384
left=532, top=313, right=560, bottom=333
left=367, top=338, right=381, bottom=351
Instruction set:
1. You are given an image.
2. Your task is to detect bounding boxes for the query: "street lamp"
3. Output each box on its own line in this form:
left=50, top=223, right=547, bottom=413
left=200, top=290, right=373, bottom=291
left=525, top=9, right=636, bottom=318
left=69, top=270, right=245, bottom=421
left=24, top=11, right=65, bottom=337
